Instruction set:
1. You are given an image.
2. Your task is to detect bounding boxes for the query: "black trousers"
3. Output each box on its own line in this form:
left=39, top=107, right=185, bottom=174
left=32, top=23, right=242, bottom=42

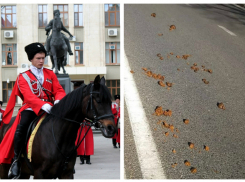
left=19, top=110, right=37, bottom=132
left=13, top=110, right=37, bottom=158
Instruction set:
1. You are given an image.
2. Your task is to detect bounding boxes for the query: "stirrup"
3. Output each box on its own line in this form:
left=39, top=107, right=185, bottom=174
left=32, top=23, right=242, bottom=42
left=8, top=159, right=21, bottom=179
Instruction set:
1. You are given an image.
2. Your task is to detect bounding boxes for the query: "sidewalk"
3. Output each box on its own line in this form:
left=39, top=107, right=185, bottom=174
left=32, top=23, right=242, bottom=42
left=74, top=134, right=120, bottom=179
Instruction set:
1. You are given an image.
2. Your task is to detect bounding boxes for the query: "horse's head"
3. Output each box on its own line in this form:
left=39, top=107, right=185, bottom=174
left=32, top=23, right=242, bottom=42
left=83, top=75, right=117, bottom=138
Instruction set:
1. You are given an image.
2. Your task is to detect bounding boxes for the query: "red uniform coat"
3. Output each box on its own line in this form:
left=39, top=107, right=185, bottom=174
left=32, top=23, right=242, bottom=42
left=0, top=68, right=66, bottom=164
left=116, top=107, right=120, bottom=143
left=75, top=124, right=94, bottom=156
left=111, top=103, right=119, bottom=139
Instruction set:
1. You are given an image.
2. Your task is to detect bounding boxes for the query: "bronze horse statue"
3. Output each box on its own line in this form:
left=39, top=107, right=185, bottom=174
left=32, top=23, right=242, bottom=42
left=0, top=75, right=117, bottom=179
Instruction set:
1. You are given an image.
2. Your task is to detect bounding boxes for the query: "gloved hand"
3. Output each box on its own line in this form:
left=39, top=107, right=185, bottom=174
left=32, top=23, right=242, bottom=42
left=41, top=103, right=52, bottom=114
left=54, top=100, right=60, bottom=105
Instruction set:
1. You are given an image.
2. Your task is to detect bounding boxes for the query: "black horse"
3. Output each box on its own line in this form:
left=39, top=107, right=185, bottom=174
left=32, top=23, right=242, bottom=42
left=0, top=75, right=117, bottom=179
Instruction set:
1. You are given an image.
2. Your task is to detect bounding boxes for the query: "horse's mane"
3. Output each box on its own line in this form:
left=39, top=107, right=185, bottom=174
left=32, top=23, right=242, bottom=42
left=51, top=83, right=112, bottom=117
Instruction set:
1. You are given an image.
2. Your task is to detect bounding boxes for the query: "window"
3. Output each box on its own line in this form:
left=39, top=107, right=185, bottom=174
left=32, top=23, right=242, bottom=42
left=106, top=80, right=120, bottom=100
left=1, top=6, right=17, bottom=28
left=74, top=5, right=83, bottom=27
left=105, top=42, right=120, bottom=64
left=2, top=81, right=16, bottom=103
left=105, top=4, right=120, bottom=26
left=75, top=42, right=83, bottom=65
left=53, top=4, right=68, bottom=26
left=38, top=5, right=47, bottom=27
left=2, top=44, right=17, bottom=66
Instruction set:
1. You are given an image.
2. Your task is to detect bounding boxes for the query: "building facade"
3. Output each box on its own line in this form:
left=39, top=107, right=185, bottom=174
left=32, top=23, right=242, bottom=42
left=0, top=4, right=120, bottom=112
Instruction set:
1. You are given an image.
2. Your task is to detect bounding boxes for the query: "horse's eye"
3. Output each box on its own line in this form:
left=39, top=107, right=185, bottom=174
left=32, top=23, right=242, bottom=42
left=95, top=98, right=101, bottom=103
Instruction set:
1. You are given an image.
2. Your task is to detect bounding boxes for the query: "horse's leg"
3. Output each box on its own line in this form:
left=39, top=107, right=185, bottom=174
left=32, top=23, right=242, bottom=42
left=0, top=164, right=11, bottom=179
left=50, top=47, right=58, bottom=74
left=19, top=173, right=30, bottom=179
left=50, top=56, right=55, bottom=70
left=59, top=171, right=74, bottom=179
left=62, top=45, right=67, bottom=74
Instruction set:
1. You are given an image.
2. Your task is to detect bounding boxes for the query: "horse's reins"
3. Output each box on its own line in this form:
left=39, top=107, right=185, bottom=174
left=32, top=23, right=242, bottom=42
left=50, top=83, right=114, bottom=174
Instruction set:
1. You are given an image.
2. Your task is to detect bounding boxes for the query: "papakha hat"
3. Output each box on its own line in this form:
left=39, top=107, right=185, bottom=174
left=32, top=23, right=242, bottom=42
left=0, top=101, right=3, bottom=106
left=114, top=95, right=120, bottom=100
left=25, top=42, right=47, bottom=61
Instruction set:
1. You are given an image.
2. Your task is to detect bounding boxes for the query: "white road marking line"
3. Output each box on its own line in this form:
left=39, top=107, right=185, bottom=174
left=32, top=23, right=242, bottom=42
left=218, top=25, right=237, bottom=36
left=124, top=52, right=166, bottom=179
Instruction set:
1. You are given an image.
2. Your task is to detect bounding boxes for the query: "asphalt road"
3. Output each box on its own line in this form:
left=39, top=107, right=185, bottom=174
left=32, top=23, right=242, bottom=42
left=124, top=4, right=245, bottom=179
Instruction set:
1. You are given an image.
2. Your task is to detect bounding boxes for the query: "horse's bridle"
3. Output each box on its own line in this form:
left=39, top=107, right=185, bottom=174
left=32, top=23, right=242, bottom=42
left=50, top=83, right=114, bottom=174
left=86, top=83, right=114, bottom=124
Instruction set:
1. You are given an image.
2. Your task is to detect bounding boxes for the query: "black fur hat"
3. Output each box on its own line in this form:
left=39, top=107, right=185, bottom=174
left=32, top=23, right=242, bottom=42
left=0, top=101, right=3, bottom=106
left=24, top=42, right=47, bottom=61
left=114, top=95, right=120, bottom=100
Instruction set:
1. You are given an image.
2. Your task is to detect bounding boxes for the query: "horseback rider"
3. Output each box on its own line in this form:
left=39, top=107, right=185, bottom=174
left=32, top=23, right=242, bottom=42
left=0, top=43, right=66, bottom=179
left=45, top=9, right=73, bottom=56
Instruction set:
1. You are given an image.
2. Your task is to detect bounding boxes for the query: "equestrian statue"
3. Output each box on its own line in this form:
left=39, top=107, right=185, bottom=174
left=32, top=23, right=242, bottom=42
left=45, top=9, right=73, bottom=74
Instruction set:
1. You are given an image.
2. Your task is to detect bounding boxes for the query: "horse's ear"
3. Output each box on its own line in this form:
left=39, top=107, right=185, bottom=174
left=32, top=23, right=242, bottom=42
left=94, top=75, right=100, bottom=84
left=100, top=76, right=106, bottom=85
left=94, top=75, right=100, bottom=89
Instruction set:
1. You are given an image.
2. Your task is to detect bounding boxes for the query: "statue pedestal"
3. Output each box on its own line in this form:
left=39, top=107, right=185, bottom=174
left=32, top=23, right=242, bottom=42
left=56, top=73, right=74, bottom=94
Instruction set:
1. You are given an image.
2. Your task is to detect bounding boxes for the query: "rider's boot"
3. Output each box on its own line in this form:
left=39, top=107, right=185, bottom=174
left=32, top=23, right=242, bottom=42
left=8, top=125, right=25, bottom=179
left=80, top=156, right=84, bottom=165
left=85, top=155, right=91, bottom=165
left=112, top=139, right=117, bottom=148
left=64, top=36, right=73, bottom=55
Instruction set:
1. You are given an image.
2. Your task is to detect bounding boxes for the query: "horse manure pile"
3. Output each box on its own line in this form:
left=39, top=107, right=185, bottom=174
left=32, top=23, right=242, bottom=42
left=165, top=132, right=169, bottom=136
left=176, top=55, right=181, bottom=58
left=204, top=145, right=209, bottom=151
left=158, top=81, right=166, bottom=87
left=184, top=160, right=191, bottom=166
left=151, top=13, right=156, bottom=17
left=158, top=33, right=163, bottom=36
left=142, top=68, right=165, bottom=80
left=130, top=70, right=135, bottom=74
left=166, top=82, right=173, bottom=87
left=188, top=142, right=195, bottom=149
left=191, top=64, right=200, bottom=73
left=169, top=25, right=176, bottom=31
left=170, top=52, right=174, bottom=55
left=183, top=119, right=189, bottom=124
left=171, top=163, right=178, bottom=168
left=142, top=67, right=148, bottom=71
left=190, top=167, right=197, bottom=173
left=172, top=149, right=176, bottom=153
left=173, top=134, right=178, bottom=138
left=159, top=57, right=164, bottom=60
left=154, top=106, right=164, bottom=116
left=217, top=102, right=225, bottom=110
left=157, top=53, right=162, bottom=57
left=182, top=54, right=191, bottom=60
left=163, top=109, right=172, bottom=116
left=202, top=79, right=209, bottom=84
left=154, top=106, right=172, bottom=117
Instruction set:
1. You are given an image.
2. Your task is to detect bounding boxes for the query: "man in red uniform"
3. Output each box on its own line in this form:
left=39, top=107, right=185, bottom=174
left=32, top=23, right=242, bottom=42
left=111, top=95, right=120, bottom=148
left=75, top=122, right=94, bottom=165
left=0, top=42, right=66, bottom=179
